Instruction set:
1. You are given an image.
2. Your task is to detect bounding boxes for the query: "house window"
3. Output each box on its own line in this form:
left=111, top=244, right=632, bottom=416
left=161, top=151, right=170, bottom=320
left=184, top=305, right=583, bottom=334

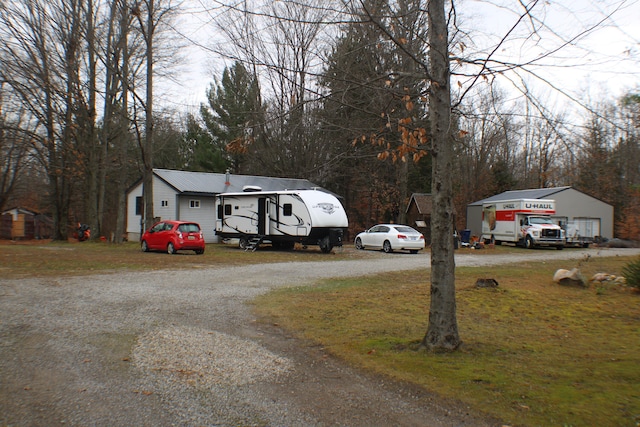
left=189, top=200, right=200, bottom=209
left=283, top=203, right=292, bottom=216
left=135, top=196, right=143, bottom=215
left=161, top=200, right=169, bottom=207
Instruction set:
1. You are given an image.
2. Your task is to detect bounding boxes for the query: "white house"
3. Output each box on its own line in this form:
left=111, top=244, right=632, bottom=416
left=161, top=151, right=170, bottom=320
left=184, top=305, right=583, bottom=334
left=466, top=187, right=614, bottom=241
left=126, top=168, right=330, bottom=242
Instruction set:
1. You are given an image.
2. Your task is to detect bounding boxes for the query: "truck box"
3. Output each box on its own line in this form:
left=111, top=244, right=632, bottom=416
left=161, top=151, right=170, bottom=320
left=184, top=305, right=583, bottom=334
left=482, top=199, right=565, bottom=249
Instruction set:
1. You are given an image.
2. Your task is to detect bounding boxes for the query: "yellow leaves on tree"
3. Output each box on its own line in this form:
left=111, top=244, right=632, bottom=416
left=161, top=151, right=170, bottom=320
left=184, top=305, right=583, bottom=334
left=225, top=136, right=252, bottom=155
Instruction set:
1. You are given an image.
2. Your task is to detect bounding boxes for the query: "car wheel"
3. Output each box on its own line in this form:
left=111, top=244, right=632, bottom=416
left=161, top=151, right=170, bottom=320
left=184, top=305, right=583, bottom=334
left=525, top=236, right=534, bottom=249
left=409, top=249, right=418, bottom=254
left=195, top=248, right=204, bottom=255
left=167, top=242, right=176, bottom=254
left=383, top=240, right=393, bottom=253
left=141, top=240, right=149, bottom=252
left=355, top=237, right=364, bottom=250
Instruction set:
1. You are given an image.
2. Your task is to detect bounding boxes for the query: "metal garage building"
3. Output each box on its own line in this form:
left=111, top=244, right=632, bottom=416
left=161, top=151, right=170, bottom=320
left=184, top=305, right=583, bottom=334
left=466, top=187, right=614, bottom=242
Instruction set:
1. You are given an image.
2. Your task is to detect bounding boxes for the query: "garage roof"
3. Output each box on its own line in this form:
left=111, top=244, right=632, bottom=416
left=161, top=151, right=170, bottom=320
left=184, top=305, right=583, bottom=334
left=469, top=187, right=572, bottom=206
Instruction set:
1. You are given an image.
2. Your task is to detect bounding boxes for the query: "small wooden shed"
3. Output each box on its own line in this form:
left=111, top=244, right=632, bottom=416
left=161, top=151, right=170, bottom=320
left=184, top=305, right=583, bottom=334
left=406, top=193, right=432, bottom=244
left=1, top=207, right=53, bottom=240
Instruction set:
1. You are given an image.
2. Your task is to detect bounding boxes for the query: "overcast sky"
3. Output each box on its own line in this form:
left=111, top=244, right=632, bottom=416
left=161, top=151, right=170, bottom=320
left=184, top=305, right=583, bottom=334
left=160, top=0, right=640, bottom=114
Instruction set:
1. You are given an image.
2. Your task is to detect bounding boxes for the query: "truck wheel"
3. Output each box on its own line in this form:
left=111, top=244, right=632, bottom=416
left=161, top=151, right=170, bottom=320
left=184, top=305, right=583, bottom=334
left=525, top=236, right=534, bottom=249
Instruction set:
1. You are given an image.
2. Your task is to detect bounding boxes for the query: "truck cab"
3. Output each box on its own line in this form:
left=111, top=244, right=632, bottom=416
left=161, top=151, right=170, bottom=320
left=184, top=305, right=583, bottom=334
left=519, top=215, right=565, bottom=249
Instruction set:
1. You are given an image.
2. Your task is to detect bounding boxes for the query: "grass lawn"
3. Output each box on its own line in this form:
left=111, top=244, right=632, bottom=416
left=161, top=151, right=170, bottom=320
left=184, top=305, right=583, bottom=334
left=253, top=254, right=640, bottom=427
left=0, top=239, right=359, bottom=278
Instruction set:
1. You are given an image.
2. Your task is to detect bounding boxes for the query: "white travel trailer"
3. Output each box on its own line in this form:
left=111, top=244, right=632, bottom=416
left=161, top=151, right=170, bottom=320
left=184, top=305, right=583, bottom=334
left=215, top=189, right=348, bottom=253
left=482, top=198, right=565, bottom=249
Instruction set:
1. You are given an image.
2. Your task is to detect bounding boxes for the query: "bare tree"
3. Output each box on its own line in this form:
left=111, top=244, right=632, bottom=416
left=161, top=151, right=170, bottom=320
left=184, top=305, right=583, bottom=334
left=0, top=0, right=89, bottom=239
left=0, top=84, right=34, bottom=212
left=129, top=0, right=181, bottom=231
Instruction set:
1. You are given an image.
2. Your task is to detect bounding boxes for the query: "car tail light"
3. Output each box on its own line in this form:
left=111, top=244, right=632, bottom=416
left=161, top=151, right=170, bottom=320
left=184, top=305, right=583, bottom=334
left=397, top=234, right=407, bottom=239
left=419, top=235, right=424, bottom=240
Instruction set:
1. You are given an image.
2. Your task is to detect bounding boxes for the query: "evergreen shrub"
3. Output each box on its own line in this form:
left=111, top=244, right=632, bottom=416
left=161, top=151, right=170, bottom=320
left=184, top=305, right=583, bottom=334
left=622, top=257, right=640, bottom=289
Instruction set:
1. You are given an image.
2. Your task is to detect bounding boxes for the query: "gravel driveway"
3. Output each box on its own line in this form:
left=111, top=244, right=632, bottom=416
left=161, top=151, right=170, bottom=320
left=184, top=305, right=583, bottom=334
left=1, top=247, right=638, bottom=426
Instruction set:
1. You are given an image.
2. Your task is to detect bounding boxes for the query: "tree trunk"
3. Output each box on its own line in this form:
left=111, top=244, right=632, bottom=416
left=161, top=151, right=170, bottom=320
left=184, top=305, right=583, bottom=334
left=422, top=0, right=461, bottom=351
left=142, top=0, right=155, bottom=231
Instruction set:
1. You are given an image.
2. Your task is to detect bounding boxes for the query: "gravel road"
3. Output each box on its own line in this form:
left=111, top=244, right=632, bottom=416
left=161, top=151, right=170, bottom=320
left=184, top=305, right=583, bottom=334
left=1, top=247, right=638, bottom=427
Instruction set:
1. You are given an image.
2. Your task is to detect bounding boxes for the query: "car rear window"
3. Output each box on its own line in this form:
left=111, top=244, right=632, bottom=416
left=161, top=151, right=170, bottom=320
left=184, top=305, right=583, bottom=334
left=178, top=223, right=200, bottom=233
left=394, top=226, right=417, bottom=233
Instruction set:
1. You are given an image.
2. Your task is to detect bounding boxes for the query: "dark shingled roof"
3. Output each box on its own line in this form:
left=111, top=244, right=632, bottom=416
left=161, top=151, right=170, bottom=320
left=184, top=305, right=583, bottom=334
left=152, top=168, right=328, bottom=196
left=406, top=193, right=432, bottom=214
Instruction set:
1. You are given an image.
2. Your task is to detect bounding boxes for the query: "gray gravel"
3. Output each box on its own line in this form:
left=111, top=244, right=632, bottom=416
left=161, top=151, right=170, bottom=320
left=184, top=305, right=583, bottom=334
left=1, top=247, right=638, bottom=426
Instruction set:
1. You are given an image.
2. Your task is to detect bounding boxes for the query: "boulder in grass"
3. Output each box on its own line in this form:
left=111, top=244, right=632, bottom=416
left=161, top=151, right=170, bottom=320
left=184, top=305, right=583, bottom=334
left=553, top=268, right=587, bottom=287
left=475, top=278, right=499, bottom=288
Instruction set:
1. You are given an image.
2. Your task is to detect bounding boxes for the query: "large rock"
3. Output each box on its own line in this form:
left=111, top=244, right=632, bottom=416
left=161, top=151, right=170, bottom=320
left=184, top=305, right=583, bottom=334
left=553, top=268, right=587, bottom=287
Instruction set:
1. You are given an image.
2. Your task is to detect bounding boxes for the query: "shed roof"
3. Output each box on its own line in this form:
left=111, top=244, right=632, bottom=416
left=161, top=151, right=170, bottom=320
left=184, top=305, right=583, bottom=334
left=152, top=168, right=328, bottom=196
left=468, top=187, right=572, bottom=206
left=406, top=193, right=432, bottom=214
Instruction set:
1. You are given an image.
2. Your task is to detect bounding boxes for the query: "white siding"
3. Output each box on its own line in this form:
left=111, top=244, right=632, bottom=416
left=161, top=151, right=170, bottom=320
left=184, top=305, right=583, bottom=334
left=126, top=183, right=143, bottom=241
left=153, top=176, right=178, bottom=221
left=178, top=196, right=217, bottom=243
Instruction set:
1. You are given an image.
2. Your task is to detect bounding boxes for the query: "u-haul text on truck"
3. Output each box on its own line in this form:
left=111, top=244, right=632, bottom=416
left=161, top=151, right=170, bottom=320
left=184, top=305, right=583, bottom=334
left=482, top=199, right=565, bottom=249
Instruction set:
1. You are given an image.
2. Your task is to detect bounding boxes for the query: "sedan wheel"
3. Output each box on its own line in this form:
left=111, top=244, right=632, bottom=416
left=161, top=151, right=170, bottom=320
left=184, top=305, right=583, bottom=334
left=382, top=240, right=393, bottom=253
left=167, top=242, right=176, bottom=254
left=141, top=240, right=149, bottom=252
left=355, top=237, right=364, bottom=250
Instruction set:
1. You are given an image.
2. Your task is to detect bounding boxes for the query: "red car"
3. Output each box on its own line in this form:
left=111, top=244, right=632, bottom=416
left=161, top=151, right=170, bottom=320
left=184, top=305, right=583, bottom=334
left=141, top=220, right=205, bottom=255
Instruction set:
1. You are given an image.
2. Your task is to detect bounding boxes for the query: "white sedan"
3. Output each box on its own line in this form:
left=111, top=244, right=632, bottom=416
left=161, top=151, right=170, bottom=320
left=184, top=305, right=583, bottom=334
left=354, top=224, right=425, bottom=254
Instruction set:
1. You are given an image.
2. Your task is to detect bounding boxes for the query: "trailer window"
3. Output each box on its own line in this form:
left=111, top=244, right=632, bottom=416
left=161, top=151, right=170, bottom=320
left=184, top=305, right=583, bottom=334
left=224, top=204, right=232, bottom=216
left=283, top=203, right=292, bottom=216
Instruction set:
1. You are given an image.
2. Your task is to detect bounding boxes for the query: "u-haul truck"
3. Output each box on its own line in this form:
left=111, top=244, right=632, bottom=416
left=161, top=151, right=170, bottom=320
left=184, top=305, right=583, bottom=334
left=482, top=199, right=565, bottom=249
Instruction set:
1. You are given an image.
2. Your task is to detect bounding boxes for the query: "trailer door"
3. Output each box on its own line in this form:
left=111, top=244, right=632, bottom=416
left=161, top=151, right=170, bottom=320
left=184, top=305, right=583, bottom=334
left=258, top=197, right=267, bottom=235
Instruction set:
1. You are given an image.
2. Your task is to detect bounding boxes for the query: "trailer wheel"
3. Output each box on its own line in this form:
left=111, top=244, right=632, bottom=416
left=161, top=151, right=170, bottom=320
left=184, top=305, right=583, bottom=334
left=525, top=236, right=534, bottom=249
left=239, top=237, right=249, bottom=250
left=319, top=236, right=332, bottom=253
